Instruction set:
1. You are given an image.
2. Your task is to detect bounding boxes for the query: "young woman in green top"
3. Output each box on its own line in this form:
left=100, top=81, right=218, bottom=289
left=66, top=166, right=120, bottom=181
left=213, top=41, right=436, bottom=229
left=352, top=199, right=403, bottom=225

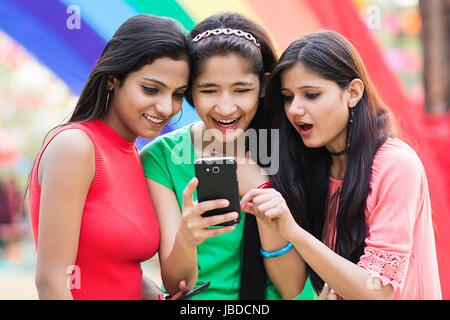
left=140, top=12, right=315, bottom=300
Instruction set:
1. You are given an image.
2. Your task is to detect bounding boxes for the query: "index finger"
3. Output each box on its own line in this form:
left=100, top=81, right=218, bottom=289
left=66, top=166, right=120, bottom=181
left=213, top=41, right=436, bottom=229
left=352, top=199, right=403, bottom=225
left=240, top=188, right=267, bottom=208
left=182, top=177, right=198, bottom=208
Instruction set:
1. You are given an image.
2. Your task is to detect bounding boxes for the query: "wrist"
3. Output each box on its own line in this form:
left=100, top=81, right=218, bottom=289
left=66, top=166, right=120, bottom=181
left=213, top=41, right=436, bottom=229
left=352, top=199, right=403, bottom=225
left=176, top=226, right=199, bottom=251
left=284, top=221, right=304, bottom=243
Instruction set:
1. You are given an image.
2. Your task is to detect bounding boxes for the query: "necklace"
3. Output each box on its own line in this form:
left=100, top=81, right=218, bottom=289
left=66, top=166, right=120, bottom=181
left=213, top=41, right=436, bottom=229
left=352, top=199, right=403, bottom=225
left=329, top=149, right=346, bottom=157
left=328, top=143, right=350, bottom=157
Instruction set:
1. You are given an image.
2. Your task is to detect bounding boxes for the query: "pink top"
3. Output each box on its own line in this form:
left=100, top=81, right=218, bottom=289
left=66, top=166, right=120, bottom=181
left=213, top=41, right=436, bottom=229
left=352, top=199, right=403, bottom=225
left=29, top=119, right=159, bottom=299
left=327, top=138, right=442, bottom=299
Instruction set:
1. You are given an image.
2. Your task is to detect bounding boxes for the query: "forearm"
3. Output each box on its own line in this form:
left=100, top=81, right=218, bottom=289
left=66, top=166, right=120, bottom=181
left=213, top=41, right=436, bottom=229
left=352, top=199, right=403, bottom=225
left=288, top=225, right=394, bottom=300
left=256, top=219, right=307, bottom=300
left=35, top=275, right=74, bottom=300
left=160, top=232, right=198, bottom=295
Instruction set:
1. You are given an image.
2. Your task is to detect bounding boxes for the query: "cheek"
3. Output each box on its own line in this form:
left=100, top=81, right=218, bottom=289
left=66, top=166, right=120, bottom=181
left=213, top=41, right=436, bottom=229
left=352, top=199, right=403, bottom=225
left=239, top=93, right=260, bottom=119
left=116, top=84, right=142, bottom=108
left=192, top=95, right=212, bottom=120
left=314, top=100, right=348, bottom=136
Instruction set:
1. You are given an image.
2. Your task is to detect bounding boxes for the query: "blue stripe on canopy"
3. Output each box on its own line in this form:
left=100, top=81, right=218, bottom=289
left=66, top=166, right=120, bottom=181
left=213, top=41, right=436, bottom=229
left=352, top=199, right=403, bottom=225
left=0, top=0, right=91, bottom=94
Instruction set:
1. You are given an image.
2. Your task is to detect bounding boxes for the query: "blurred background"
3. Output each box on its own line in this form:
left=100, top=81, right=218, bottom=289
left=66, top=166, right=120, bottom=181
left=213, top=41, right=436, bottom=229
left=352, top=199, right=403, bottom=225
left=0, top=0, right=449, bottom=299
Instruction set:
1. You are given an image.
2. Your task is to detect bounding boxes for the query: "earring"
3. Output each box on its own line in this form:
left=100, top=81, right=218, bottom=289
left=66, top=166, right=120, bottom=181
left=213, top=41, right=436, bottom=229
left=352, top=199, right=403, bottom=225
left=105, top=90, right=111, bottom=113
left=349, top=107, right=354, bottom=124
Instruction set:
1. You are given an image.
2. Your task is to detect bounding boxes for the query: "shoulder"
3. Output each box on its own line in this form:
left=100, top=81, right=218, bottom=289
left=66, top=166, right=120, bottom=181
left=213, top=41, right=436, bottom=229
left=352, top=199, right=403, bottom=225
left=369, top=138, right=426, bottom=194
left=45, top=127, right=94, bottom=158
left=372, top=138, right=425, bottom=177
left=39, top=127, right=95, bottom=180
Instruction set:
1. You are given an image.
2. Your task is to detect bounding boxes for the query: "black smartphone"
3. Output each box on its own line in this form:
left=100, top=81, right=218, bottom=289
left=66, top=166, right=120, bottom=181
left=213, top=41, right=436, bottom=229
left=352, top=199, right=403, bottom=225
left=194, top=157, right=241, bottom=226
left=176, top=282, right=210, bottom=300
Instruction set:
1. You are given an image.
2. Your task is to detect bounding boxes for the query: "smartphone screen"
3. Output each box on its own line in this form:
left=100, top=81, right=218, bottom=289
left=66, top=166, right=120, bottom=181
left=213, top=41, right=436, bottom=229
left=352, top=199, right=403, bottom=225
left=194, top=157, right=241, bottom=226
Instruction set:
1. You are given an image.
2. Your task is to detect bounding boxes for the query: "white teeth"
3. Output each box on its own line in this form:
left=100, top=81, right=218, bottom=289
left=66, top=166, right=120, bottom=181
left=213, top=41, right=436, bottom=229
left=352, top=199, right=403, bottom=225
left=218, top=119, right=236, bottom=124
left=144, top=114, right=164, bottom=124
left=214, top=117, right=240, bottom=127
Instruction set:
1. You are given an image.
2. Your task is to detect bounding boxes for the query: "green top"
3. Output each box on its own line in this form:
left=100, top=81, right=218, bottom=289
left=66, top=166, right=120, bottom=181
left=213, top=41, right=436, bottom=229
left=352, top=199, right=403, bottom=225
left=140, top=123, right=316, bottom=300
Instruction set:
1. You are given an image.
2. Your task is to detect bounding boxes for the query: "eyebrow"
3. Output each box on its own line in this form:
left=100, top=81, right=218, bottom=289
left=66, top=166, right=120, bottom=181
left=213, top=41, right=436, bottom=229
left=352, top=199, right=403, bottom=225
left=143, top=78, right=188, bottom=90
left=281, top=85, right=323, bottom=91
left=196, top=81, right=255, bottom=88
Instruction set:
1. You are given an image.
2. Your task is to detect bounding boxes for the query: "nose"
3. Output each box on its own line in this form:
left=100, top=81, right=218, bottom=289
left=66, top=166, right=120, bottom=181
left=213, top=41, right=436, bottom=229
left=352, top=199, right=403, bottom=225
left=215, top=92, right=238, bottom=116
left=287, top=95, right=306, bottom=117
left=155, top=94, right=173, bottom=117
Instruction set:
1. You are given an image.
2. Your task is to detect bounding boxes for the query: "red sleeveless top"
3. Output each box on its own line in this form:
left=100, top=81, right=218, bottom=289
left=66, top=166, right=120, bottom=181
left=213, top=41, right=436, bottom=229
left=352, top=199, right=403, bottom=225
left=29, top=119, right=159, bottom=299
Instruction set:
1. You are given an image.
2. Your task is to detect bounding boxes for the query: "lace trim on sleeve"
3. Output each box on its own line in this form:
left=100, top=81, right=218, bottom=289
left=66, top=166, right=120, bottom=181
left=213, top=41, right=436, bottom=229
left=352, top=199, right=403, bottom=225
left=357, top=246, right=410, bottom=292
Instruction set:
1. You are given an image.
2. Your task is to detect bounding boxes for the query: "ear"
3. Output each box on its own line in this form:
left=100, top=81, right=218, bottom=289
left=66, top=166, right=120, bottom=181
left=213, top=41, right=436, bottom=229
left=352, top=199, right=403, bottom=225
left=346, top=78, right=364, bottom=108
left=107, top=75, right=119, bottom=91
left=260, top=72, right=271, bottom=98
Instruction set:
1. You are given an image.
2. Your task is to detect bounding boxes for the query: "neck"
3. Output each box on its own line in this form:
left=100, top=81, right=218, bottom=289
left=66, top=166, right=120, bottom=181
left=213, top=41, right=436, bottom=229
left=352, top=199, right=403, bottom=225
left=330, top=155, right=347, bottom=180
left=100, top=110, right=137, bottom=142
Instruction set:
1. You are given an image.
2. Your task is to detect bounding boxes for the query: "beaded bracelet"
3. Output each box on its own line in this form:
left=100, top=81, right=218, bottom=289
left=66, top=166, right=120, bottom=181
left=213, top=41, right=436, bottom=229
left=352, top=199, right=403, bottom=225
left=260, top=242, right=293, bottom=258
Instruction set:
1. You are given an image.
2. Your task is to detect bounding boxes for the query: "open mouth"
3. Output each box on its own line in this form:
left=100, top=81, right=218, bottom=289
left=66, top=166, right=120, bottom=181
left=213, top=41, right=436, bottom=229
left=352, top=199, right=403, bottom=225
left=296, top=122, right=314, bottom=136
left=299, top=123, right=313, bottom=131
left=211, top=116, right=242, bottom=129
left=143, top=113, right=165, bottom=126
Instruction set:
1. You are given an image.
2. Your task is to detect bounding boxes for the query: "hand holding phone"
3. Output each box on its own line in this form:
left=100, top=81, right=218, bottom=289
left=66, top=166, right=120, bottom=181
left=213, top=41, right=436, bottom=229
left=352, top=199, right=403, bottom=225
left=178, top=177, right=238, bottom=247
left=194, top=157, right=241, bottom=226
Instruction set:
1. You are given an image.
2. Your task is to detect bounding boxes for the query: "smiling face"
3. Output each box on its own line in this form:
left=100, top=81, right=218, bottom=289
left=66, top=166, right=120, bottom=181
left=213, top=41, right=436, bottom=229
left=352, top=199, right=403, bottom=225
left=281, top=62, right=352, bottom=153
left=192, top=53, right=260, bottom=143
left=105, top=57, right=189, bottom=141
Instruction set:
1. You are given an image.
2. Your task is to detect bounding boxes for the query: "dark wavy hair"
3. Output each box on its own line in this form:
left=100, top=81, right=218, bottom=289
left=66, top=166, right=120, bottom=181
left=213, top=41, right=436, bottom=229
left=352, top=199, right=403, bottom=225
left=186, top=12, right=278, bottom=299
left=263, top=31, right=397, bottom=294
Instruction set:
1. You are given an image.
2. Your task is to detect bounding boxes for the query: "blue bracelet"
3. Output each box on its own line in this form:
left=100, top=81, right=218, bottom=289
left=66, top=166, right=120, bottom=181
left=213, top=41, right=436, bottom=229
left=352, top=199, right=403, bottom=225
left=260, top=242, right=293, bottom=258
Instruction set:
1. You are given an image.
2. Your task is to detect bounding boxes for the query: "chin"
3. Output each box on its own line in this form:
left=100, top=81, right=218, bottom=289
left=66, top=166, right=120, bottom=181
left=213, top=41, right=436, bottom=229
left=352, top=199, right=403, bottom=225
left=301, top=138, right=323, bottom=149
left=140, top=128, right=163, bottom=140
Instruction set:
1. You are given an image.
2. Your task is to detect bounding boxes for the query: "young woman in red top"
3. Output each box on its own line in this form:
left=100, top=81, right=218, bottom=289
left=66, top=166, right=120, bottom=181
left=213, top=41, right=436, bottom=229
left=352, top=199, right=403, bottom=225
left=28, top=14, right=190, bottom=299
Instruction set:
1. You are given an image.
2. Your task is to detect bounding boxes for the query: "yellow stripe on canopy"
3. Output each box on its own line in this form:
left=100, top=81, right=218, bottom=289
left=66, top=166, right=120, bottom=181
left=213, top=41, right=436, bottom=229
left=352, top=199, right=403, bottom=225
left=176, top=0, right=280, bottom=52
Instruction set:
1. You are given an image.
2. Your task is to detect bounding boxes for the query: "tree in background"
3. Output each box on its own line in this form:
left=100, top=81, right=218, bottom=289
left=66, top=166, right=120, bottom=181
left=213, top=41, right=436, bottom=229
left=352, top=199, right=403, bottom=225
left=420, top=0, right=450, bottom=114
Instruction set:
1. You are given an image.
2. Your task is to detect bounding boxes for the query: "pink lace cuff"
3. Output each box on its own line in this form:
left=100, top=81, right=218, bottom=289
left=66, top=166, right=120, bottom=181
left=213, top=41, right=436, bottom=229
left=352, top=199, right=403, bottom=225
left=357, top=246, right=410, bottom=292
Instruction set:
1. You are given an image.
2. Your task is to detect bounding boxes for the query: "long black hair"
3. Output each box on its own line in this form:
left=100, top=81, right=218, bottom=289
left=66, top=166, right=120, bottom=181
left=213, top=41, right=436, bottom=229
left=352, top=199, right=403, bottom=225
left=27, top=14, right=188, bottom=201
left=185, top=12, right=278, bottom=299
left=69, top=14, right=188, bottom=124
left=264, top=31, right=397, bottom=294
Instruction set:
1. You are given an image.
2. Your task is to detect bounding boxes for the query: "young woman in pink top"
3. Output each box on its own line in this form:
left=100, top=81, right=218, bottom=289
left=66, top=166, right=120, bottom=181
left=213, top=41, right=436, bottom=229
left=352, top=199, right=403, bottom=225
left=240, top=31, right=442, bottom=299
left=29, top=15, right=190, bottom=299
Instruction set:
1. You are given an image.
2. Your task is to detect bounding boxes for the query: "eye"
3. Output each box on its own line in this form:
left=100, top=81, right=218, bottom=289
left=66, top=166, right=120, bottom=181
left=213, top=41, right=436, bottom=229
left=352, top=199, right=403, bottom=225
left=235, top=88, right=252, bottom=93
left=142, top=86, right=159, bottom=94
left=199, top=89, right=216, bottom=94
left=305, top=92, right=320, bottom=99
left=282, top=95, right=294, bottom=103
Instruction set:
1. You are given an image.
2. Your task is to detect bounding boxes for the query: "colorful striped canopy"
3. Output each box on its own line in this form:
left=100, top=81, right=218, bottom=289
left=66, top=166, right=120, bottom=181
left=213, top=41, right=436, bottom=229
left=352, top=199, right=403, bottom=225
left=1, top=0, right=448, bottom=298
